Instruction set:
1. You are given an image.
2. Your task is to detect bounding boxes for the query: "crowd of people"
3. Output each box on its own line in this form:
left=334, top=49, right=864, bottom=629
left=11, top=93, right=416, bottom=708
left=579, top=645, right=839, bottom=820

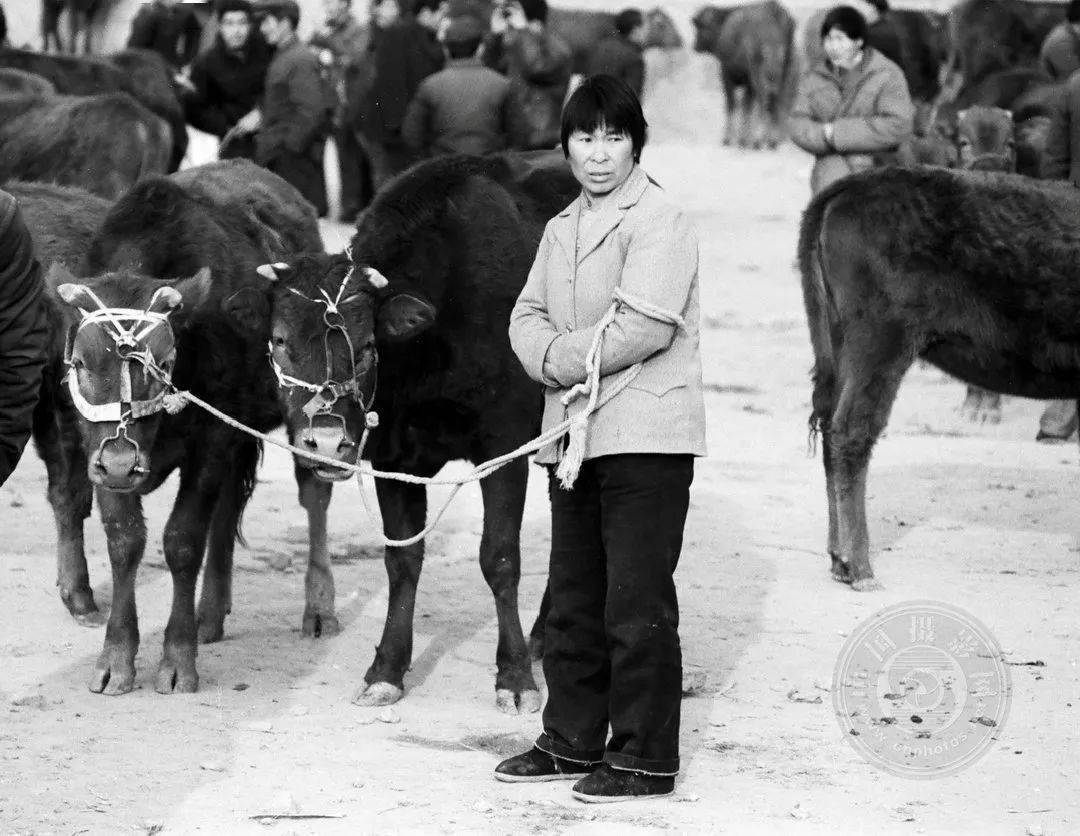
left=125, top=0, right=651, bottom=222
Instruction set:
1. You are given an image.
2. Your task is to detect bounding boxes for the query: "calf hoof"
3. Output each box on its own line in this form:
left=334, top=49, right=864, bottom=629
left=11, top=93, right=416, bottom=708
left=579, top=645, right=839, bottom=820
left=196, top=613, right=226, bottom=645
left=352, top=681, right=403, bottom=707
left=851, top=577, right=884, bottom=592
left=496, top=687, right=542, bottom=715
left=301, top=611, right=341, bottom=638
left=155, top=654, right=199, bottom=694
left=88, top=648, right=136, bottom=695
left=830, top=554, right=851, bottom=584
left=61, top=586, right=103, bottom=626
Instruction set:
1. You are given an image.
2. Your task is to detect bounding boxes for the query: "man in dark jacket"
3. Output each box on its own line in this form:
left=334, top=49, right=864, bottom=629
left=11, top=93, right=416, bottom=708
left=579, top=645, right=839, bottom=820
left=585, top=8, right=646, bottom=98
left=0, top=190, right=48, bottom=487
left=255, top=0, right=329, bottom=216
left=355, top=0, right=445, bottom=190
left=1033, top=75, right=1080, bottom=441
left=1040, top=0, right=1080, bottom=80
left=403, top=16, right=518, bottom=157
left=311, top=0, right=373, bottom=219
left=127, top=0, right=204, bottom=70
left=486, top=0, right=573, bottom=150
left=185, top=0, right=272, bottom=160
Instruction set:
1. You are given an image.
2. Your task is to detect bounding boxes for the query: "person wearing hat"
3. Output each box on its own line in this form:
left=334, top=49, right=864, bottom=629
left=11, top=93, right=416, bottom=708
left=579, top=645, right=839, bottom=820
left=402, top=15, right=520, bottom=157
left=788, top=4, right=913, bottom=194
left=1040, top=0, right=1080, bottom=80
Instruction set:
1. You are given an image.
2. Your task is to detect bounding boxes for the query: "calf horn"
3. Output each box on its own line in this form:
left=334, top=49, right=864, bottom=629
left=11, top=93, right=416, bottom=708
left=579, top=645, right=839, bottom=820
left=364, top=267, right=389, bottom=289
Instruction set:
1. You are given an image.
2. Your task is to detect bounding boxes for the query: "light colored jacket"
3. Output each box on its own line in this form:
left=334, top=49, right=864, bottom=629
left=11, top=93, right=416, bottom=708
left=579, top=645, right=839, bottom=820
left=788, top=47, right=914, bottom=194
left=509, top=165, right=707, bottom=465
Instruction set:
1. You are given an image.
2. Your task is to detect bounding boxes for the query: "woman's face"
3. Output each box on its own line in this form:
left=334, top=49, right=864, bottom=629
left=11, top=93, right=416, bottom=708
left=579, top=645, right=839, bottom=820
left=823, top=28, right=862, bottom=67
left=566, top=124, right=636, bottom=198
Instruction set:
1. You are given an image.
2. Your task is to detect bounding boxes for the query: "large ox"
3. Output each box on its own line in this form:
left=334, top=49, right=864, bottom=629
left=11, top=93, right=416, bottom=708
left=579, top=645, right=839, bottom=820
left=799, top=166, right=1080, bottom=588
left=947, top=0, right=1065, bottom=93
left=0, top=90, right=170, bottom=199
left=693, top=1, right=796, bottom=149
left=36, top=161, right=319, bottom=694
left=0, top=47, right=188, bottom=171
left=227, top=152, right=579, bottom=712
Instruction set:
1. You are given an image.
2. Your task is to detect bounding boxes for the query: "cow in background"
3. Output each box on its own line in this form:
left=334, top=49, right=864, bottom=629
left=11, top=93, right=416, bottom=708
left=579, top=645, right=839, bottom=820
left=693, top=2, right=796, bottom=148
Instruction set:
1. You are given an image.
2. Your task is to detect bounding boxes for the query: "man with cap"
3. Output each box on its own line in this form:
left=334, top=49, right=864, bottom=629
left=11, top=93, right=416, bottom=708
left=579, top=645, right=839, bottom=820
left=0, top=189, right=48, bottom=487
left=403, top=16, right=519, bottom=157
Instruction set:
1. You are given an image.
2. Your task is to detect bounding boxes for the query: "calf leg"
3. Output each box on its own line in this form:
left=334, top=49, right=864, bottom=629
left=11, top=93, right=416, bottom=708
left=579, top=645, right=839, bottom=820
left=196, top=437, right=259, bottom=643
left=156, top=464, right=219, bottom=694
left=828, top=331, right=913, bottom=590
left=33, top=390, right=98, bottom=623
left=296, top=464, right=339, bottom=638
left=959, top=385, right=1002, bottom=424
left=354, top=475, right=429, bottom=707
left=478, top=457, right=540, bottom=714
left=722, top=77, right=738, bottom=146
left=89, top=489, right=145, bottom=695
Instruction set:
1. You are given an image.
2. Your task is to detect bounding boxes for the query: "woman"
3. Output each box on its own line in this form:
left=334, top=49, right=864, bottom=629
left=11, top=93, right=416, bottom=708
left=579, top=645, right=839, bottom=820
left=789, top=5, right=914, bottom=194
left=499, top=75, right=706, bottom=803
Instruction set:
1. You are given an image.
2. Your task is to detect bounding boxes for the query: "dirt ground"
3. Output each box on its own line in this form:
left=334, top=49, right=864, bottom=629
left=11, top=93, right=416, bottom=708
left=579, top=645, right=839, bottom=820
left=3, top=3, right=1080, bottom=833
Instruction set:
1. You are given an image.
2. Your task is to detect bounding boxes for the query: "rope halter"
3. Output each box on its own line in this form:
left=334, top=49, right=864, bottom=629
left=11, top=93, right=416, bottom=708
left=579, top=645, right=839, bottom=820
left=259, top=255, right=387, bottom=438
left=60, top=283, right=185, bottom=473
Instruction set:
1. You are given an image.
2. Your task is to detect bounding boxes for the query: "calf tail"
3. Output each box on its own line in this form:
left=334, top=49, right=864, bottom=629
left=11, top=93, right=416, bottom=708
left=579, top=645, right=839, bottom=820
left=797, top=189, right=843, bottom=457
left=232, top=436, right=262, bottom=548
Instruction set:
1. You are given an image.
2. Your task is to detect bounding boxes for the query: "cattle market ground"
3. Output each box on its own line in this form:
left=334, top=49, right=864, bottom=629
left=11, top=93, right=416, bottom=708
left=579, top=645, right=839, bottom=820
left=3, top=6, right=1080, bottom=834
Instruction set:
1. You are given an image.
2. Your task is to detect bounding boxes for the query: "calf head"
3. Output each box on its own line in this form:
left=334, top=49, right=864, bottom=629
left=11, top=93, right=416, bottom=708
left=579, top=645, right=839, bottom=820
left=643, top=8, right=684, bottom=50
left=956, top=106, right=1016, bottom=172
left=49, top=263, right=211, bottom=492
left=228, top=253, right=435, bottom=481
left=691, top=6, right=726, bottom=53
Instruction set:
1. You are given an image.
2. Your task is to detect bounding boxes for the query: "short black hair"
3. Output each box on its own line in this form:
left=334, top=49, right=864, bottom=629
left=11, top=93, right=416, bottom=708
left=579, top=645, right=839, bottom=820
left=820, top=6, right=867, bottom=42
left=615, top=8, right=643, bottom=37
left=259, top=0, right=300, bottom=27
left=216, top=0, right=253, bottom=19
left=446, top=36, right=482, bottom=58
left=560, top=74, right=648, bottom=163
left=1069, top=0, right=1080, bottom=23
left=521, top=0, right=548, bottom=23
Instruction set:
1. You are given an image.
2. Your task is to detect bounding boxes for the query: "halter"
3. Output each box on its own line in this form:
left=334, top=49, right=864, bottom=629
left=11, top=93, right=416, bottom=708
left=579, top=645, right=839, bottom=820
left=64, top=285, right=181, bottom=472
left=267, top=259, right=380, bottom=441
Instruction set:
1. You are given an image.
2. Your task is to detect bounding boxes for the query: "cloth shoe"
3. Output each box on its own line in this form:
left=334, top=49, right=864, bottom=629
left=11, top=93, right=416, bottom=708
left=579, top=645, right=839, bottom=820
left=570, top=763, right=675, bottom=803
left=493, top=747, right=598, bottom=783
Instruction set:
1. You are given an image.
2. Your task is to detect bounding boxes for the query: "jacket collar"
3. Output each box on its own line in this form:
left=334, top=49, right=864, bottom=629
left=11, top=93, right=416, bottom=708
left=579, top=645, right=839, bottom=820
left=552, top=165, right=653, bottom=265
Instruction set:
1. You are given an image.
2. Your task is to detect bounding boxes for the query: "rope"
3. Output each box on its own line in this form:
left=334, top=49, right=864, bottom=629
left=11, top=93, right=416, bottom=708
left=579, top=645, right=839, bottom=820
left=154, top=289, right=685, bottom=547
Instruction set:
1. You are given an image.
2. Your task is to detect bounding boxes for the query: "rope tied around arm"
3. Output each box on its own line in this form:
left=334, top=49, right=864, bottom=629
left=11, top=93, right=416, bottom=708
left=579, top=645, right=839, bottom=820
left=553, top=287, right=686, bottom=490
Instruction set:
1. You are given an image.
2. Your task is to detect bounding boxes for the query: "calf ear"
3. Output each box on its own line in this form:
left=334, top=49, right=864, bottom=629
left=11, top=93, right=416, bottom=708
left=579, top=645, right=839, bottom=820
left=49, top=264, right=96, bottom=311
left=376, top=292, right=437, bottom=342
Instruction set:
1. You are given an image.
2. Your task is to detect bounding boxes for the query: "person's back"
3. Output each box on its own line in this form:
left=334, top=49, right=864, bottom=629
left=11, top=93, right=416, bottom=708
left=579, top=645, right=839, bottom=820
left=1041, top=4, right=1080, bottom=82
left=404, top=18, right=516, bottom=156
left=585, top=10, right=646, bottom=98
left=0, top=189, right=47, bottom=487
left=127, top=0, right=203, bottom=69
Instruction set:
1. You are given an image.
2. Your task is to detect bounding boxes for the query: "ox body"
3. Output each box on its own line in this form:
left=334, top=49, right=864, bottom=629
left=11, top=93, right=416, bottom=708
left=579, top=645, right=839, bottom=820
left=799, top=165, right=1080, bottom=588
left=34, top=161, right=320, bottom=695
left=692, top=2, right=796, bottom=149
left=0, top=47, right=188, bottom=171
left=229, top=153, right=579, bottom=712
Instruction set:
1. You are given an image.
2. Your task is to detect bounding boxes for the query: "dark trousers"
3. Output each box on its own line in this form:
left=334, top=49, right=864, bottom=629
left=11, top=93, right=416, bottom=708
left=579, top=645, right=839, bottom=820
left=536, top=453, right=693, bottom=776
left=334, top=121, right=372, bottom=219
left=266, top=148, right=328, bottom=218
left=357, top=133, right=413, bottom=193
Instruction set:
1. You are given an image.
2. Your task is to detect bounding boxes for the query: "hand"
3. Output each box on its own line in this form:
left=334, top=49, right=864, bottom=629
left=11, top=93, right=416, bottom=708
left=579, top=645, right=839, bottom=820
left=543, top=336, right=582, bottom=387
left=235, top=109, right=262, bottom=135
left=823, top=122, right=835, bottom=146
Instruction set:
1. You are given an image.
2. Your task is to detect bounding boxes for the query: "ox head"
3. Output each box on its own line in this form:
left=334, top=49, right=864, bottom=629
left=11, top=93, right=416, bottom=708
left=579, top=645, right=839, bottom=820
left=642, top=8, right=683, bottom=50
left=226, top=253, right=435, bottom=481
left=48, top=263, right=212, bottom=492
left=956, top=106, right=1016, bottom=173
left=691, top=6, right=728, bottom=53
